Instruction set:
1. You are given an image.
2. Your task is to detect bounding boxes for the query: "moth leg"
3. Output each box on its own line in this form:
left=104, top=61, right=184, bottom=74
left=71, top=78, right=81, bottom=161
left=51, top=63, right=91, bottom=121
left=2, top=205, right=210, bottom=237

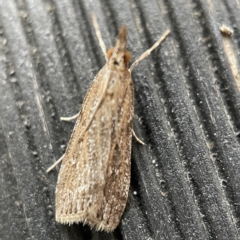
left=129, top=29, right=170, bottom=72
left=132, top=130, right=145, bottom=145
left=60, top=113, right=79, bottom=122
left=92, top=14, right=107, bottom=61
left=46, top=154, right=65, bottom=172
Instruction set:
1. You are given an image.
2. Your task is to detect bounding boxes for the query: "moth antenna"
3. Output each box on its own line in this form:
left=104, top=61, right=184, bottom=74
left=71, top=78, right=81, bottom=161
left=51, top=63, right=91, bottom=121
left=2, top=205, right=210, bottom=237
left=92, top=14, right=107, bottom=61
left=129, top=29, right=170, bottom=72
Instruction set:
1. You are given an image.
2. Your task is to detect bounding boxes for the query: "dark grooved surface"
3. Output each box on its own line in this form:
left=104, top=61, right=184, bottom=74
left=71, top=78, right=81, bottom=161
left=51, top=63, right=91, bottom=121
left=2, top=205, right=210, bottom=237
left=0, top=0, right=239, bottom=239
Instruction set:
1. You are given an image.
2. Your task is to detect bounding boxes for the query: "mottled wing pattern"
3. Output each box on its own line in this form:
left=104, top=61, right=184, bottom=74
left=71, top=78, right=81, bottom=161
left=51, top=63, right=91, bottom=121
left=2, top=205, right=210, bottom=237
left=55, top=66, right=133, bottom=232
left=98, top=73, right=133, bottom=231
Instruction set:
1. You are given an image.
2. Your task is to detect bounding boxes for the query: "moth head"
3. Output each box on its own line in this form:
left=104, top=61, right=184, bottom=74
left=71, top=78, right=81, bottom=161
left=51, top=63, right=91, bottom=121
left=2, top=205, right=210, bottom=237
left=107, top=48, right=131, bottom=68
left=107, top=26, right=131, bottom=70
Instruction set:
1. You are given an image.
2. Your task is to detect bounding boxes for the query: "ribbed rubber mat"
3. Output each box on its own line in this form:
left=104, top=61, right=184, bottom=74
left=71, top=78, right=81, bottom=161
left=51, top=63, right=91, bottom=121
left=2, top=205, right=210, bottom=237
left=0, top=0, right=240, bottom=239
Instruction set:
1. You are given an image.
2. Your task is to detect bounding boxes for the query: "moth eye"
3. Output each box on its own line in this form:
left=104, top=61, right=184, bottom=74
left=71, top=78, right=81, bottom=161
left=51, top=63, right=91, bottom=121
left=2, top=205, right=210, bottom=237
left=124, top=50, right=131, bottom=64
left=113, top=60, right=119, bottom=65
left=107, top=47, right=115, bottom=59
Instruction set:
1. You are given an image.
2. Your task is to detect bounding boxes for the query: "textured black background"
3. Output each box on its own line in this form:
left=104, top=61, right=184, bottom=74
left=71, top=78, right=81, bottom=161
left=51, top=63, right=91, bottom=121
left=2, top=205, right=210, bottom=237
left=0, top=0, right=240, bottom=239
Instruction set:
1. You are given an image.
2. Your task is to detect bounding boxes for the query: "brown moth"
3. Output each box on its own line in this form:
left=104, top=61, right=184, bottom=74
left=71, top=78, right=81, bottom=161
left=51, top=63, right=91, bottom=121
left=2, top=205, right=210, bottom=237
left=47, top=16, right=170, bottom=232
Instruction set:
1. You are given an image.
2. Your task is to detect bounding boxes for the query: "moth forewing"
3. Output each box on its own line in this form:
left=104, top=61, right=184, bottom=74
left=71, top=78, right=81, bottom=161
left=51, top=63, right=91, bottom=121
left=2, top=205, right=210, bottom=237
left=55, top=78, right=133, bottom=231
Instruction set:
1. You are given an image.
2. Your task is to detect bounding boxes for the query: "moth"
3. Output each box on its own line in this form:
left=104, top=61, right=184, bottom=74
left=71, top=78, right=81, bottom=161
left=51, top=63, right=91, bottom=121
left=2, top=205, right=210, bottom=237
left=47, top=16, right=170, bottom=232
